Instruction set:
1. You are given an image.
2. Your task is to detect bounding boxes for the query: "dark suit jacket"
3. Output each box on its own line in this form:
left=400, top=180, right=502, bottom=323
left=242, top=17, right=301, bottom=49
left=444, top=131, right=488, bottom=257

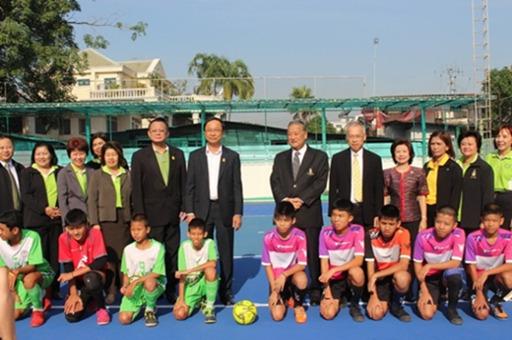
left=57, top=164, right=94, bottom=225
left=186, top=146, right=243, bottom=226
left=88, top=169, right=131, bottom=225
left=329, top=148, right=384, bottom=226
left=423, top=158, right=463, bottom=211
left=270, top=145, right=328, bottom=229
left=131, top=145, right=186, bottom=227
left=20, top=166, right=62, bottom=228
left=0, top=160, right=25, bottom=214
left=459, top=157, right=494, bottom=230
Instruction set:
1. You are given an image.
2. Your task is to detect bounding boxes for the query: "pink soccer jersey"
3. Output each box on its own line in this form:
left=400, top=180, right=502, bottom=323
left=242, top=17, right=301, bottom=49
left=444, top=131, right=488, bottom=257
left=261, top=228, right=308, bottom=278
left=319, top=224, right=365, bottom=280
left=465, top=229, right=512, bottom=275
left=413, top=227, right=466, bottom=276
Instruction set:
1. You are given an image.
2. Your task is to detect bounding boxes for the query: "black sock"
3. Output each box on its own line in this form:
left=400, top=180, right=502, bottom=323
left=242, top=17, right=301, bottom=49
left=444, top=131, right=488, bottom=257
left=392, top=289, right=406, bottom=307
left=349, top=284, right=363, bottom=308
left=293, top=285, right=307, bottom=307
left=491, top=284, right=512, bottom=304
left=446, top=274, right=462, bottom=309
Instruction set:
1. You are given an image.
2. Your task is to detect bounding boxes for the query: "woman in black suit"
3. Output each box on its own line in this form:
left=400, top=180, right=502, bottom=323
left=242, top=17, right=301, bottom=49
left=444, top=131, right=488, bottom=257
left=456, top=130, right=494, bottom=235
left=85, top=132, right=108, bottom=170
left=423, top=130, right=463, bottom=228
left=20, top=142, right=62, bottom=299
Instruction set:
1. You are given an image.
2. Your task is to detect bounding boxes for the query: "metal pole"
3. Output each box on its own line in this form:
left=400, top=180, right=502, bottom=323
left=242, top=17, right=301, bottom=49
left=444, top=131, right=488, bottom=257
left=321, top=108, right=327, bottom=151
left=421, top=106, right=427, bottom=164
left=85, top=112, right=91, bottom=146
left=373, top=38, right=379, bottom=96
left=108, top=115, right=113, bottom=140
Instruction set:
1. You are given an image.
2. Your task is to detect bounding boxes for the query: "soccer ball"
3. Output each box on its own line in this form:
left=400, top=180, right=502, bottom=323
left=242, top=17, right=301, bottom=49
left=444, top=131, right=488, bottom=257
left=233, top=300, right=257, bottom=325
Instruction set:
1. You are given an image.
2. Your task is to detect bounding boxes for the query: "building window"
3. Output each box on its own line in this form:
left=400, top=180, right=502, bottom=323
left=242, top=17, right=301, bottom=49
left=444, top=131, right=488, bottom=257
left=79, top=119, right=86, bottom=135
left=59, top=118, right=71, bottom=135
left=35, top=118, right=46, bottom=134
left=77, top=79, right=90, bottom=86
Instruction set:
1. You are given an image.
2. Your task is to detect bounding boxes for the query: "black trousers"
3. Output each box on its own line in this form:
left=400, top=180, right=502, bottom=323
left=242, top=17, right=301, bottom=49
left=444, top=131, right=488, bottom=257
left=300, top=227, right=321, bottom=294
left=29, top=222, right=61, bottom=292
left=205, top=201, right=234, bottom=295
left=149, top=223, right=180, bottom=295
left=495, top=192, right=512, bottom=230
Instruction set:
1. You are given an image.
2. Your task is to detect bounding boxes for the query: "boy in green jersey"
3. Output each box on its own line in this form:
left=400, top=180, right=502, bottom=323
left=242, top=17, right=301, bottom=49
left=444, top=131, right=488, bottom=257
left=174, top=218, right=219, bottom=323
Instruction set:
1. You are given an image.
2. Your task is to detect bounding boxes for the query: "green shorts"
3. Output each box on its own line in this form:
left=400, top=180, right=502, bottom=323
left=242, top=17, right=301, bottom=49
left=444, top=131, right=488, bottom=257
left=182, top=272, right=220, bottom=315
left=119, top=282, right=165, bottom=318
left=15, top=271, right=54, bottom=310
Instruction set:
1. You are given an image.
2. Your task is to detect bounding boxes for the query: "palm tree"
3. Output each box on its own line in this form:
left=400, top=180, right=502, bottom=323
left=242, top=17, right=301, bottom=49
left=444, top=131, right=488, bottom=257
left=290, top=85, right=317, bottom=122
left=188, top=53, right=254, bottom=100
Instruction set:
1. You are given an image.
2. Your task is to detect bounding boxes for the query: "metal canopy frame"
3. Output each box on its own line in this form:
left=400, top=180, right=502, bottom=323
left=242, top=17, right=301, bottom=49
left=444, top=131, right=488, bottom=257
left=0, top=94, right=488, bottom=155
left=0, top=95, right=485, bottom=116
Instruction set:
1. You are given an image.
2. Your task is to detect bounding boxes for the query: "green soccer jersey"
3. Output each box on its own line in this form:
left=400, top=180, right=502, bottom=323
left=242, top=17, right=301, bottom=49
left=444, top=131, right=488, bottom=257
left=178, top=239, right=217, bottom=285
left=0, top=229, right=53, bottom=275
left=121, top=239, right=166, bottom=286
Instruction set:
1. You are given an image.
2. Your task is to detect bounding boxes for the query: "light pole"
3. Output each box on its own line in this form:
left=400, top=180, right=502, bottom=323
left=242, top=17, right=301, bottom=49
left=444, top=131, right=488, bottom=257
left=373, top=38, right=379, bottom=97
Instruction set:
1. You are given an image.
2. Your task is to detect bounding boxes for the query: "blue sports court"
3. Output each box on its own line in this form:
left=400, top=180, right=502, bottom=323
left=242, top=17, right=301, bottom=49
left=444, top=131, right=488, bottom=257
left=15, top=203, right=512, bottom=340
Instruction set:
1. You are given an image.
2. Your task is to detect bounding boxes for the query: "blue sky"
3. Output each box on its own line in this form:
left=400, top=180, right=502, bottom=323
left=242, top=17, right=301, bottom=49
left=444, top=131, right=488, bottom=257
left=74, top=0, right=511, bottom=125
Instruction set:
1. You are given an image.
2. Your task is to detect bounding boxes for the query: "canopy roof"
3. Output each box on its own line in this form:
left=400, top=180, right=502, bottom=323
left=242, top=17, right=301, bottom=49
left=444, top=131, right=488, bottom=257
left=0, top=94, right=486, bottom=116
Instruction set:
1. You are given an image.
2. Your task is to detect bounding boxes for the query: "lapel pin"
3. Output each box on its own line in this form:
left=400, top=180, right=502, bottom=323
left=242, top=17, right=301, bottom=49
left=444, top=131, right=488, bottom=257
left=471, top=169, right=477, bottom=179
left=222, top=158, right=226, bottom=162
left=172, top=156, right=175, bottom=160
left=307, top=168, right=314, bottom=176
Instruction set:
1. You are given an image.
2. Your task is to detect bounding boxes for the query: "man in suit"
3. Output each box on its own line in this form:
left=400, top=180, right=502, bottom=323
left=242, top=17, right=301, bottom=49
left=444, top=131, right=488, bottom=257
left=270, top=121, right=329, bottom=306
left=329, top=121, right=384, bottom=230
left=186, top=118, right=243, bottom=305
left=0, top=136, right=24, bottom=215
left=131, top=117, right=187, bottom=303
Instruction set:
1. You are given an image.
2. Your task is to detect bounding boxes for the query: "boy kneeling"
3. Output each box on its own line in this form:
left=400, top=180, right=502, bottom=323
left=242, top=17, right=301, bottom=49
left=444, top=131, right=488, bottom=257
left=365, top=205, right=411, bottom=322
left=262, top=202, right=308, bottom=323
left=174, top=218, right=219, bottom=323
left=466, top=203, right=512, bottom=321
left=118, top=214, right=165, bottom=327
left=0, top=210, right=53, bottom=327
left=414, top=205, right=465, bottom=325
left=58, top=209, right=112, bottom=325
left=319, top=199, right=365, bottom=322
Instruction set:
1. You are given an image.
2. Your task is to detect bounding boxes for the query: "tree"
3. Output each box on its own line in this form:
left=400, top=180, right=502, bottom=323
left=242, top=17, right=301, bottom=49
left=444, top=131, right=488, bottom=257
left=305, top=114, right=337, bottom=134
left=0, top=0, right=147, bottom=131
left=187, top=53, right=254, bottom=100
left=289, top=85, right=317, bottom=122
left=489, top=67, right=512, bottom=128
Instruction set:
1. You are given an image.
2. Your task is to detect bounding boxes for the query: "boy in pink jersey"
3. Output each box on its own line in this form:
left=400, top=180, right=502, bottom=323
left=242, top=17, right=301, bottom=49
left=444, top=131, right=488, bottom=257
left=57, top=209, right=112, bottom=325
left=414, top=205, right=465, bottom=325
left=465, top=203, right=512, bottom=320
left=262, top=202, right=308, bottom=323
left=319, top=199, right=365, bottom=322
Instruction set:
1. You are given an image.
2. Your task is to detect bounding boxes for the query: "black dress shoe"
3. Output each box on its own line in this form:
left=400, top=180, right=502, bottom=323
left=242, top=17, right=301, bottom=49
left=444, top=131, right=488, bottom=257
left=51, top=291, right=63, bottom=301
left=221, top=294, right=235, bottom=306
left=166, top=293, right=177, bottom=304
left=309, top=295, right=321, bottom=306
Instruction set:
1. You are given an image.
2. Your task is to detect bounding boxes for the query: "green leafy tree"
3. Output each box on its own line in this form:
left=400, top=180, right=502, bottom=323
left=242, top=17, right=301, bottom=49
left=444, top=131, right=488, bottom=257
left=305, top=114, right=337, bottom=134
left=0, top=0, right=147, bottom=131
left=188, top=53, right=254, bottom=100
left=289, top=85, right=317, bottom=122
left=489, top=67, right=512, bottom=127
